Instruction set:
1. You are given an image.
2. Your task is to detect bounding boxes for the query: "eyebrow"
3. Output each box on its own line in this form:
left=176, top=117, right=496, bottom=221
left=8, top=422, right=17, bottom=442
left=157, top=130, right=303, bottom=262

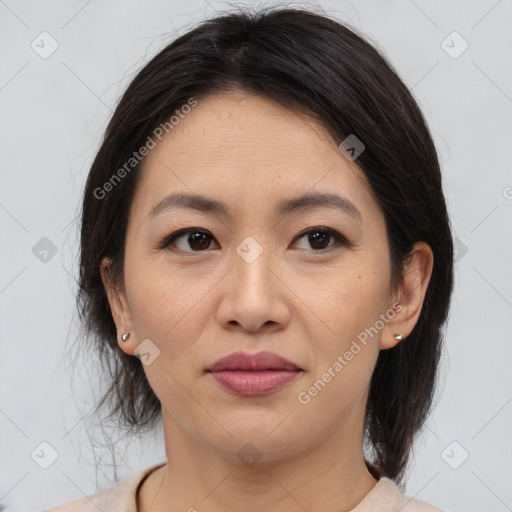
left=148, top=191, right=362, bottom=221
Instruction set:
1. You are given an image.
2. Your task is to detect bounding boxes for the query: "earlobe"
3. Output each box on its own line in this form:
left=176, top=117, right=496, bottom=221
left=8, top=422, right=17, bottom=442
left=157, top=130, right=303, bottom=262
left=381, top=332, right=405, bottom=350
left=379, top=302, right=407, bottom=349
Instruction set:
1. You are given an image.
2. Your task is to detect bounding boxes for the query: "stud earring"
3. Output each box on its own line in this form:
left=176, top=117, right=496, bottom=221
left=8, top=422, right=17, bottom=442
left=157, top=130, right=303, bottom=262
left=393, top=334, right=403, bottom=341
left=121, top=332, right=130, bottom=342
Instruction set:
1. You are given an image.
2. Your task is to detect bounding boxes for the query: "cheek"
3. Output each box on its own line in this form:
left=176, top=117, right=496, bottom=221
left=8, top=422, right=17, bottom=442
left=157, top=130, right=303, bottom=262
left=124, top=250, right=195, bottom=334
left=123, top=261, right=210, bottom=418
left=296, top=259, right=389, bottom=398
left=124, top=255, right=216, bottom=375
left=295, top=271, right=384, bottom=408
left=300, top=257, right=389, bottom=340
left=295, top=347, right=378, bottom=436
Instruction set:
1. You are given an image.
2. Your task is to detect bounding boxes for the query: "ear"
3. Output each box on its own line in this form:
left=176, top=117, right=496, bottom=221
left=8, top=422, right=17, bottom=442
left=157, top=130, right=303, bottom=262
left=380, top=241, right=434, bottom=350
left=100, top=256, right=138, bottom=356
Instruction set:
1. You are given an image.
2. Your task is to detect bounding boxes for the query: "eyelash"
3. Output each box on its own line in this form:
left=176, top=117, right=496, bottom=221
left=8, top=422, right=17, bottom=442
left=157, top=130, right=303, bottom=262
left=156, top=226, right=350, bottom=254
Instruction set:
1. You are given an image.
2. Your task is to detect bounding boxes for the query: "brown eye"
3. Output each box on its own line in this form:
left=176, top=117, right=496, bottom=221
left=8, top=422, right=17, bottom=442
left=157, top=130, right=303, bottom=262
left=158, top=226, right=348, bottom=253
left=293, top=227, right=348, bottom=252
left=158, top=229, right=219, bottom=252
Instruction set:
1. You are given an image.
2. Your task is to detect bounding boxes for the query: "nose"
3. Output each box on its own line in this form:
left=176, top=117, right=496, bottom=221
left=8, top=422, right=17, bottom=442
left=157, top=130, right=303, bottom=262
left=215, top=241, right=291, bottom=334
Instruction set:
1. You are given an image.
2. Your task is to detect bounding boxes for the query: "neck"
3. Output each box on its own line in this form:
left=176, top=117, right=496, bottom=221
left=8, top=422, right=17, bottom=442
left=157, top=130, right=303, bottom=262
left=138, top=415, right=378, bottom=512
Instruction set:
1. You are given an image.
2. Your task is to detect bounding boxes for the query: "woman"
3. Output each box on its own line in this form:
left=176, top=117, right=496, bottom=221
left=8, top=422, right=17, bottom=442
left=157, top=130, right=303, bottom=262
left=47, top=5, right=453, bottom=511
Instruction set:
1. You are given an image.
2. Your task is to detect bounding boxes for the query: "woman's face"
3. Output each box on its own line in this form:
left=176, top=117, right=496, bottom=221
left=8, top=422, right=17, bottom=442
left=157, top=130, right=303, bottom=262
left=105, top=91, right=409, bottom=463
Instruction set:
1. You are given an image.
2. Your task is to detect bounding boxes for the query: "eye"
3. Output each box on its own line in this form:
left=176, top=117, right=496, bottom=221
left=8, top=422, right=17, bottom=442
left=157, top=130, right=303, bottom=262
left=157, top=228, right=219, bottom=252
left=293, top=226, right=349, bottom=252
left=157, top=226, right=349, bottom=253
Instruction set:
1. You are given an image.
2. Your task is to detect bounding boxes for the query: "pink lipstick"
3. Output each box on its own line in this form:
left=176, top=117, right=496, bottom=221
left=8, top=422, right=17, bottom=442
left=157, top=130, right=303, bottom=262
left=206, top=351, right=303, bottom=396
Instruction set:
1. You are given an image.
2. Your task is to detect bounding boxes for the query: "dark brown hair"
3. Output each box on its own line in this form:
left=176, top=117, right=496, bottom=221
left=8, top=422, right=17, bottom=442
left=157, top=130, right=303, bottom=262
left=77, top=5, right=454, bottom=486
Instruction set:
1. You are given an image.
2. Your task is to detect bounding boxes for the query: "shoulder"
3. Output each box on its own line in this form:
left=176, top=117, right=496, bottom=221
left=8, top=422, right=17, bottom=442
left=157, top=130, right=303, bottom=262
left=353, top=477, right=446, bottom=512
left=398, top=493, right=445, bottom=512
left=43, top=462, right=166, bottom=512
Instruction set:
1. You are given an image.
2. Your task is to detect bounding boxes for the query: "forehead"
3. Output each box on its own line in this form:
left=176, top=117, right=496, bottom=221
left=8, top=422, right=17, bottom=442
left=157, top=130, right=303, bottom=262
left=131, top=91, right=380, bottom=223
left=155, top=91, right=345, bottom=169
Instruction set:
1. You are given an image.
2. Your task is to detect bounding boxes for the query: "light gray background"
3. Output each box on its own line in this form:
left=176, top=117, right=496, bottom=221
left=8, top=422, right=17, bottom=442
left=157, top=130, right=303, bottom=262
left=1, top=1, right=511, bottom=511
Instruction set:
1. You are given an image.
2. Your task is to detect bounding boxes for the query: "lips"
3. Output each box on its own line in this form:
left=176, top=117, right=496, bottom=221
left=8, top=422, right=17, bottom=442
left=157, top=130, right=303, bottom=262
left=206, top=351, right=303, bottom=396
left=207, top=351, right=301, bottom=372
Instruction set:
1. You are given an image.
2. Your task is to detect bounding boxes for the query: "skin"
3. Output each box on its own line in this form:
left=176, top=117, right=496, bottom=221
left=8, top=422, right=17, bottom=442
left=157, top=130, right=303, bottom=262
left=101, top=91, right=433, bottom=512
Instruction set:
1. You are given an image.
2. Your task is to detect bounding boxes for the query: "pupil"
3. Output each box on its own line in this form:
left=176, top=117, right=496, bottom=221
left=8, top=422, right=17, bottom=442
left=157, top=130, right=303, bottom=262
left=190, top=232, right=210, bottom=250
left=310, top=231, right=329, bottom=249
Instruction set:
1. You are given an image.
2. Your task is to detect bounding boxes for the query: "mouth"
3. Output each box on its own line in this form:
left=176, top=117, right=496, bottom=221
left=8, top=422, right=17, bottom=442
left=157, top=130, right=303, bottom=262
left=207, top=351, right=302, bottom=372
left=206, top=351, right=303, bottom=396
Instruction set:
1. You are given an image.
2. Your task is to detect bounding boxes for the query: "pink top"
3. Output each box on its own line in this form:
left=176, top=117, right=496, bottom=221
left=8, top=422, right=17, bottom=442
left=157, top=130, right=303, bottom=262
left=45, top=462, right=444, bottom=511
